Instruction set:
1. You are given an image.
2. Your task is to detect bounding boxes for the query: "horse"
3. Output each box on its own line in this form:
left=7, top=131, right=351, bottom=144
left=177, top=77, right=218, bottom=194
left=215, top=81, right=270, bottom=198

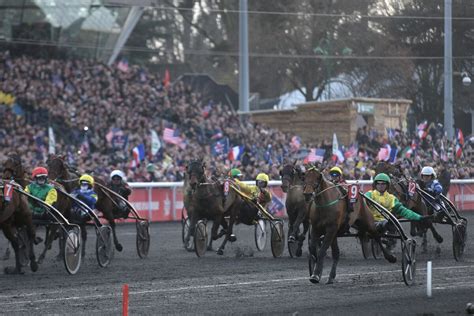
left=1, top=157, right=38, bottom=274
left=3, top=154, right=73, bottom=263
left=303, top=167, right=396, bottom=284
left=375, top=161, right=443, bottom=252
left=47, top=155, right=123, bottom=257
left=280, top=162, right=309, bottom=257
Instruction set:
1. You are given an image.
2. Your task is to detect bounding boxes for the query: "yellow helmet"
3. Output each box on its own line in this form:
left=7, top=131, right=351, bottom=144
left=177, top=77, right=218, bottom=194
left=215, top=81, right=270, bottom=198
left=79, top=174, right=94, bottom=186
left=256, top=173, right=269, bottom=183
left=329, top=167, right=343, bottom=175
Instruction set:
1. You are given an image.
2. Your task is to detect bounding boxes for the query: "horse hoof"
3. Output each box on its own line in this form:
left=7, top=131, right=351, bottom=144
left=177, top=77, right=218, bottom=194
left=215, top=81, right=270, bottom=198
left=216, top=249, right=224, bottom=255
left=30, top=260, right=38, bottom=272
left=435, top=235, right=443, bottom=243
left=38, top=255, right=45, bottom=264
left=326, top=279, right=334, bottom=285
left=34, top=237, right=43, bottom=245
left=288, top=236, right=296, bottom=243
left=296, top=248, right=303, bottom=257
left=2, top=248, right=11, bottom=261
left=116, top=244, right=123, bottom=252
left=4, top=267, right=24, bottom=275
left=229, top=234, right=237, bottom=242
left=386, top=254, right=397, bottom=264
left=309, top=275, right=320, bottom=284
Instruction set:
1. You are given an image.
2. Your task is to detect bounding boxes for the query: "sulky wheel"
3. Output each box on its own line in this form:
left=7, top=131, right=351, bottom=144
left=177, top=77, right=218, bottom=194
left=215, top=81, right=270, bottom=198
left=96, top=225, right=114, bottom=267
left=194, top=220, right=208, bottom=257
left=453, top=220, right=467, bottom=262
left=16, top=227, right=30, bottom=267
left=64, top=226, right=82, bottom=275
left=401, top=239, right=417, bottom=286
left=254, top=219, right=267, bottom=251
left=136, top=220, right=150, bottom=259
left=270, top=221, right=285, bottom=258
left=360, top=235, right=370, bottom=259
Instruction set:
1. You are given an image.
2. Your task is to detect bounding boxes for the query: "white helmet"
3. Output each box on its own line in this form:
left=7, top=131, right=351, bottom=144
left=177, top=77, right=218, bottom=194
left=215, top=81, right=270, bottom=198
left=110, top=170, right=126, bottom=181
left=421, top=166, right=436, bottom=178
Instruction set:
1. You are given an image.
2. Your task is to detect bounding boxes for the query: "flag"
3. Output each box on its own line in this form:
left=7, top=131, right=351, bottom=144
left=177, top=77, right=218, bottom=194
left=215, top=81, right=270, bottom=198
left=386, top=128, right=395, bottom=140
left=151, top=130, right=161, bottom=155
left=456, top=128, right=464, bottom=159
left=432, top=146, right=439, bottom=160
left=304, top=148, right=325, bottom=163
left=344, top=144, right=357, bottom=160
left=387, top=144, right=398, bottom=163
left=163, top=128, right=185, bottom=149
left=80, top=134, right=90, bottom=155
left=417, top=120, right=428, bottom=139
left=106, top=128, right=128, bottom=150
left=332, top=133, right=345, bottom=163
left=48, top=127, right=56, bottom=155
left=268, top=194, right=285, bottom=216
left=290, top=136, right=301, bottom=152
left=228, top=145, right=243, bottom=161
left=211, top=131, right=223, bottom=140
left=131, top=144, right=146, bottom=168
left=212, top=138, right=229, bottom=156
left=440, top=141, right=448, bottom=162
left=201, top=104, right=212, bottom=118
left=163, top=69, right=170, bottom=87
left=377, top=144, right=391, bottom=161
left=117, top=58, right=129, bottom=72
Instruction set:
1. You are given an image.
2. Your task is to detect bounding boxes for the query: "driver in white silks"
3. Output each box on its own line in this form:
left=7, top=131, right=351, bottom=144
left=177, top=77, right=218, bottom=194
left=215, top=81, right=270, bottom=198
left=107, top=170, right=132, bottom=219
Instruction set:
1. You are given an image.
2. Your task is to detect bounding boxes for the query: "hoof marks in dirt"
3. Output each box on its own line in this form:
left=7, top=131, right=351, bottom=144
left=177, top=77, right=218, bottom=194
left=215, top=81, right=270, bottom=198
left=234, top=246, right=254, bottom=258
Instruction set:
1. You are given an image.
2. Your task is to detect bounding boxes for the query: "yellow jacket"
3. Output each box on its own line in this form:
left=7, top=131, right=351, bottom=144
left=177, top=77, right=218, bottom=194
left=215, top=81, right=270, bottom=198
left=234, top=179, right=272, bottom=207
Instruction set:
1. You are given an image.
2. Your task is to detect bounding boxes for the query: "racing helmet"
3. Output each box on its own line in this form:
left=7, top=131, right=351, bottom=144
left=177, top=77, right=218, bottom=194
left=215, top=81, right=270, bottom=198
left=256, top=173, right=269, bottom=183
left=373, top=173, right=391, bottom=189
left=79, top=174, right=94, bottom=186
left=421, top=166, right=437, bottom=178
left=32, top=167, right=48, bottom=178
left=329, top=166, right=343, bottom=177
left=229, top=168, right=243, bottom=179
left=110, top=169, right=126, bottom=181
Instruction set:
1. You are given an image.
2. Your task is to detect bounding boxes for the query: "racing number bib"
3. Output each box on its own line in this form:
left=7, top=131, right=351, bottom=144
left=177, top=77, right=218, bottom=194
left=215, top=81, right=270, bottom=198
left=348, top=184, right=359, bottom=203
left=408, top=181, right=416, bottom=197
left=3, top=184, right=13, bottom=202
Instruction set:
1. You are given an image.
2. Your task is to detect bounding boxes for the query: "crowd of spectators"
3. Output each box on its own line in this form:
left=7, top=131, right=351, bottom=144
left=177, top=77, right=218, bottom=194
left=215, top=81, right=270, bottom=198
left=0, top=50, right=472, bottom=183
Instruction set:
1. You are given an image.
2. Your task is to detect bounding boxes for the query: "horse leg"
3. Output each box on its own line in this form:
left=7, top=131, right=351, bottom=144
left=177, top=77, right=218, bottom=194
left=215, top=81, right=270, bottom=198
left=217, top=216, right=235, bottom=255
left=2, top=225, right=23, bottom=274
left=287, top=210, right=296, bottom=243
left=24, top=219, right=38, bottom=272
left=108, top=219, right=123, bottom=252
left=2, top=245, right=11, bottom=260
left=421, top=232, right=428, bottom=254
left=39, top=226, right=57, bottom=264
left=428, top=223, right=443, bottom=244
left=296, top=220, right=310, bottom=258
left=310, top=226, right=337, bottom=284
left=327, top=238, right=340, bottom=284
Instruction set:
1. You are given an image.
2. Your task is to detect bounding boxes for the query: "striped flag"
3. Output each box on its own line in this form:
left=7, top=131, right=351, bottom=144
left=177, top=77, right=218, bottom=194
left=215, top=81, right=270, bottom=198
left=304, top=148, right=325, bottom=163
left=456, top=128, right=464, bottom=159
left=130, top=144, right=145, bottom=168
left=163, top=128, right=185, bottom=149
left=417, top=120, right=428, bottom=139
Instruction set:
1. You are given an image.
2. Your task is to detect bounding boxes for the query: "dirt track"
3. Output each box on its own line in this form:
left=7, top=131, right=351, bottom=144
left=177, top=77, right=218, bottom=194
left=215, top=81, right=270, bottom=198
left=0, top=213, right=473, bottom=316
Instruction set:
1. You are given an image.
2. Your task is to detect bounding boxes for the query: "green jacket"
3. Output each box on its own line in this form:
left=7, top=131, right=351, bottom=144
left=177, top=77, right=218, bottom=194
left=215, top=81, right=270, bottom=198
left=25, top=183, right=57, bottom=215
left=365, top=190, right=422, bottom=221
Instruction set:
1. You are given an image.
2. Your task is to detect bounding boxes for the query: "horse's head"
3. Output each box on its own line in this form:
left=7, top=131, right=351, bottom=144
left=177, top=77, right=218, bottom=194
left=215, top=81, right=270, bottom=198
left=2, top=152, right=23, bottom=180
left=280, top=162, right=304, bottom=193
left=375, top=161, right=401, bottom=178
left=47, top=155, right=68, bottom=181
left=186, top=159, right=205, bottom=189
left=303, top=167, right=323, bottom=202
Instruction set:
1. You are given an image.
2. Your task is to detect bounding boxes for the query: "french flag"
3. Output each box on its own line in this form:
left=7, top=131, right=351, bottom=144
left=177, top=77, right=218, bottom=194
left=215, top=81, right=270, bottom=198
left=131, top=144, right=145, bottom=168
left=228, top=145, right=243, bottom=161
left=456, top=128, right=464, bottom=159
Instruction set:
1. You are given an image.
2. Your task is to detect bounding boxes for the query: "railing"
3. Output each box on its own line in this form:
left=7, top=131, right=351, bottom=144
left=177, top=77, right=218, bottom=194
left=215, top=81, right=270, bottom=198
left=127, top=179, right=474, bottom=222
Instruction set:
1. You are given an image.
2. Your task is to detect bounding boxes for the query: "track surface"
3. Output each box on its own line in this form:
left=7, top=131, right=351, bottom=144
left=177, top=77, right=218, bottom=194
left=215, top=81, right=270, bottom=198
left=1, top=213, right=474, bottom=315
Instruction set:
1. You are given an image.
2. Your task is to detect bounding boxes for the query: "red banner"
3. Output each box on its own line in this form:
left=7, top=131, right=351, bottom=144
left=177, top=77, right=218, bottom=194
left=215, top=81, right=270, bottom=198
left=127, top=182, right=474, bottom=222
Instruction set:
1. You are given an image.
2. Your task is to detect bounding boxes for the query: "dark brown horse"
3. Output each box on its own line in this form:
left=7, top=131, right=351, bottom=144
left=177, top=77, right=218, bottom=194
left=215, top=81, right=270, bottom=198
left=3, top=154, right=73, bottom=263
left=280, top=162, right=309, bottom=257
left=184, top=160, right=227, bottom=252
left=303, top=167, right=396, bottom=284
left=1, top=157, right=38, bottom=274
left=375, top=161, right=443, bottom=252
left=47, top=155, right=122, bottom=256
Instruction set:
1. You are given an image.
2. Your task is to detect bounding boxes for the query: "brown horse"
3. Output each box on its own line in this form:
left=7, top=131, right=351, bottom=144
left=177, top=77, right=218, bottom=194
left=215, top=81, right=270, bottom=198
left=3, top=154, right=73, bottom=263
left=47, top=155, right=122, bottom=256
left=184, top=160, right=227, bottom=252
left=303, top=167, right=396, bottom=284
left=1, top=157, right=38, bottom=274
left=375, top=161, right=443, bottom=252
left=280, top=162, right=309, bottom=257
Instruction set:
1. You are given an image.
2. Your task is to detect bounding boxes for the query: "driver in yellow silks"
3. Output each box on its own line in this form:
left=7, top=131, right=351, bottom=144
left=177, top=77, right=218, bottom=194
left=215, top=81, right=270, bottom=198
left=228, top=169, right=272, bottom=208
